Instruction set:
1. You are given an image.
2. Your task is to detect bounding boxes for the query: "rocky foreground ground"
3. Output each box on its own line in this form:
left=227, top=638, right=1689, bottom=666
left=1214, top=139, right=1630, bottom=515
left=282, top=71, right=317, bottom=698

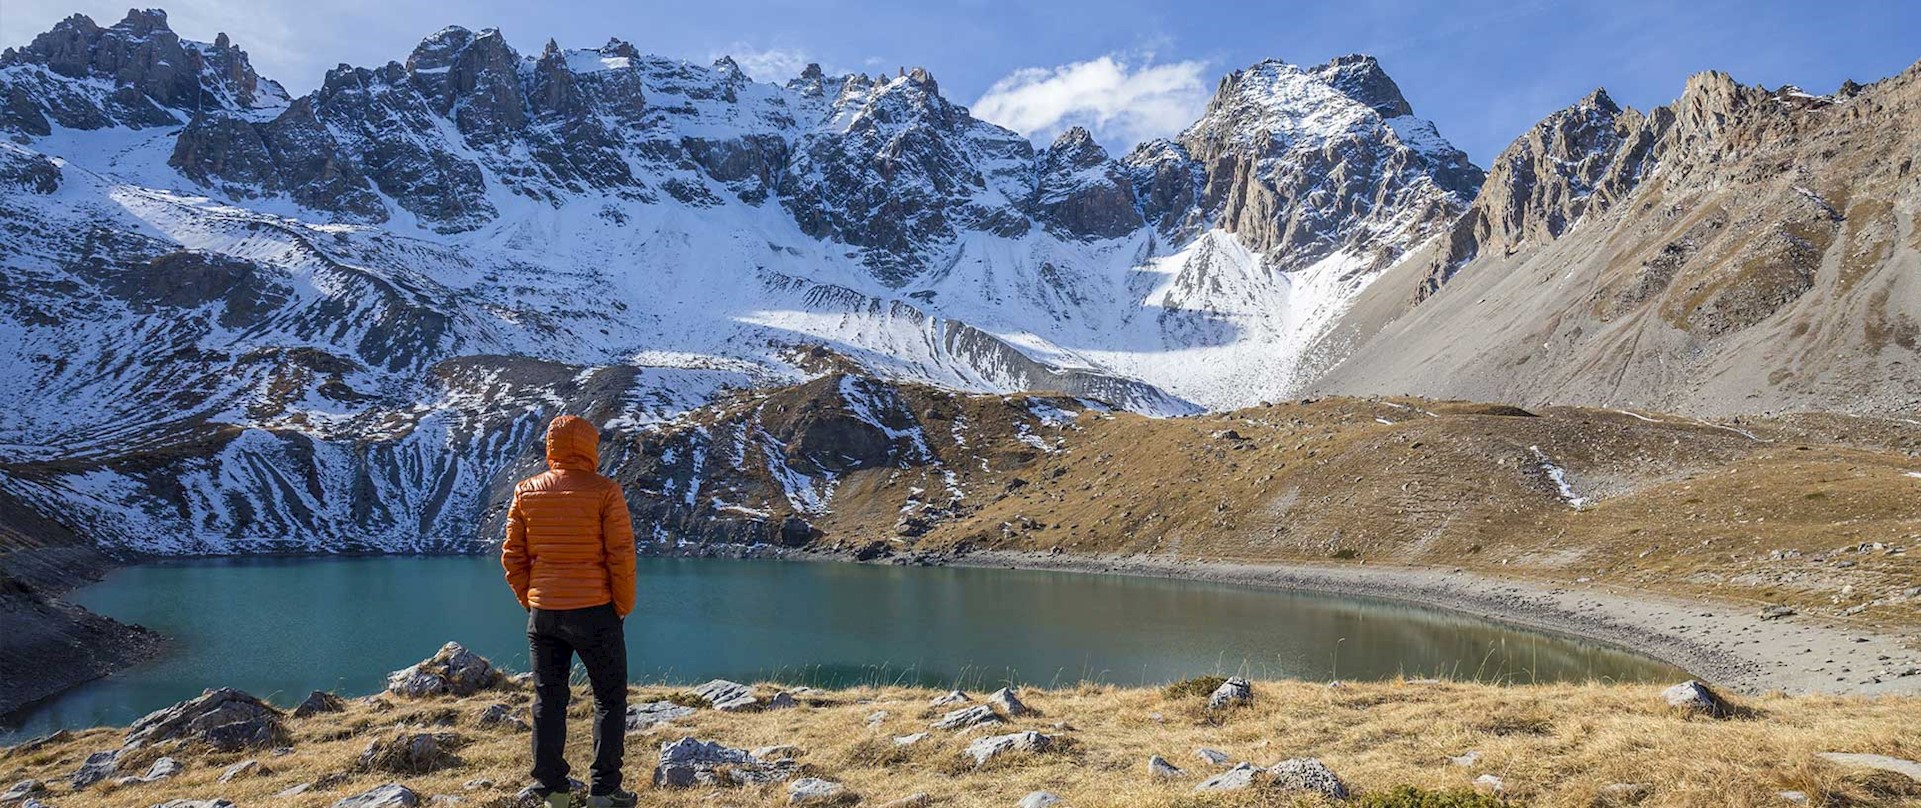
left=4, top=643, right=1920, bottom=808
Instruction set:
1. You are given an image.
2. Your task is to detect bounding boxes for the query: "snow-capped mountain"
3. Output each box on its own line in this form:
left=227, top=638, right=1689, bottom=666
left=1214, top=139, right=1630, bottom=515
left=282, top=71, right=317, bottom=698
left=0, top=10, right=1482, bottom=553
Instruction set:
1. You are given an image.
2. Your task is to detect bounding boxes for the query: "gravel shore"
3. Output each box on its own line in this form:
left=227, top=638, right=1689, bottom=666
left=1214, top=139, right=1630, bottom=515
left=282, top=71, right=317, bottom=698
left=943, top=550, right=1921, bottom=696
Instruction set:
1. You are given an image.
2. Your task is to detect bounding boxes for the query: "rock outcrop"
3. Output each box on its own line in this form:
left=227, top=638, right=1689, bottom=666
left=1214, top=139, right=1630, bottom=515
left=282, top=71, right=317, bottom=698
left=124, top=688, right=287, bottom=751
left=386, top=643, right=502, bottom=697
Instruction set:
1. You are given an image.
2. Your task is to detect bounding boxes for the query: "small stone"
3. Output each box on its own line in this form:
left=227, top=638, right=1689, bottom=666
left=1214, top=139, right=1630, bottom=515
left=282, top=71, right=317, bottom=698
left=788, top=777, right=848, bottom=806
left=461, top=779, right=494, bottom=791
left=217, top=759, right=267, bottom=783
left=893, top=733, right=929, bottom=746
left=332, top=784, right=422, bottom=808
left=865, top=710, right=890, bottom=726
left=1778, top=791, right=1809, bottom=804
left=987, top=686, right=1034, bottom=717
left=277, top=783, right=314, bottom=797
left=1474, top=773, right=1505, bottom=794
left=754, top=744, right=804, bottom=760
left=932, top=703, right=1004, bottom=731
left=766, top=691, right=799, bottom=710
left=930, top=689, right=971, bottom=706
left=1194, top=747, right=1230, bottom=766
left=151, top=801, right=236, bottom=808
left=1759, top=604, right=1796, bottom=620
left=1148, top=755, right=1184, bottom=778
left=1448, top=750, right=1481, bottom=767
left=1206, top=676, right=1252, bottom=710
left=877, top=794, right=930, bottom=808
left=428, top=797, right=462, bottom=806
left=1816, top=752, right=1921, bottom=782
left=1017, top=792, right=1060, bottom=808
left=963, top=730, right=1054, bottom=766
left=1662, top=680, right=1730, bottom=717
left=475, top=702, right=529, bottom=731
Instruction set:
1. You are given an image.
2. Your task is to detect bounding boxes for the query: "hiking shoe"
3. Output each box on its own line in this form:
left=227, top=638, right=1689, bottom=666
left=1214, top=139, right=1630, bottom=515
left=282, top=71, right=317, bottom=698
left=514, top=785, right=573, bottom=808
left=584, top=789, right=638, bottom=808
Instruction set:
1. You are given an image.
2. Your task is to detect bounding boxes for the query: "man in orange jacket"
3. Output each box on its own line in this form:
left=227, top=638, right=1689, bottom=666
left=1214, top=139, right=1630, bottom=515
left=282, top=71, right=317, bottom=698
left=502, top=415, right=638, bottom=808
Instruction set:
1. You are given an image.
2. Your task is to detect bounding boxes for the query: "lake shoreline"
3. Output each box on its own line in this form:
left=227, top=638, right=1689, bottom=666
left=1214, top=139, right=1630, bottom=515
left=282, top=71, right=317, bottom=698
left=918, top=549, right=1921, bottom=697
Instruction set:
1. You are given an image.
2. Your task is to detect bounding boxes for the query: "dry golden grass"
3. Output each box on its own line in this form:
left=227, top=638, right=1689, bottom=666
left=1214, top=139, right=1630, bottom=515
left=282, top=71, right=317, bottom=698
left=6, top=679, right=1919, bottom=807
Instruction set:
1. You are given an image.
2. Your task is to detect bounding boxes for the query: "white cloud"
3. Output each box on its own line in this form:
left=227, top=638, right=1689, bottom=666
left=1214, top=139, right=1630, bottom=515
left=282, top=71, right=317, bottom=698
left=972, top=55, right=1211, bottom=151
left=716, top=43, right=814, bottom=83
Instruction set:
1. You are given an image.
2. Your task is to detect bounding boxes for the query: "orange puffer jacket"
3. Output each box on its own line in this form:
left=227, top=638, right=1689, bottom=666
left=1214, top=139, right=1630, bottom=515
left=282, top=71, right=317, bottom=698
left=501, top=415, right=637, bottom=615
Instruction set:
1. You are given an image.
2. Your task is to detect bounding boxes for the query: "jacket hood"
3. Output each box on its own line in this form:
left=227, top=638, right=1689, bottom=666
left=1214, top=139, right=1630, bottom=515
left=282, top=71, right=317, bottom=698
left=545, top=415, right=600, bottom=471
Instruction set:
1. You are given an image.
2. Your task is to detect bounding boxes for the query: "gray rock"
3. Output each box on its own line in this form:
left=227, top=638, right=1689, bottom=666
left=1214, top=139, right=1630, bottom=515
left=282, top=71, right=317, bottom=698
left=876, top=794, right=930, bottom=808
left=1661, top=680, right=1730, bottom=717
left=476, top=702, right=529, bottom=731
left=1148, top=755, right=1184, bottom=778
left=626, top=700, right=697, bottom=732
left=114, top=756, right=183, bottom=785
left=1017, top=792, right=1060, bottom=808
left=1817, top=752, right=1921, bottom=782
left=1448, top=750, right=1481, bottom=767
left=1194, top=762, right=1260, bottom=792
left=987, top=686, right=1034, bottom=717
left=932, top=703, right=1004, bottom=731
left=217, top=760, right=265, bottom=783
left=1, top=780, right=45, bottom=804
left=1760, top=604, right=1796, bottom=620
left=929, top=689, right=971, bottom=706
left=1269, top=758, right=1348, bottom=799
left=788, top=777, right=848, bottom=805
left=386, top=642, right=501, bottom=697
left=293, top=689, right=347, bottom=718
left=1474, top=773, right=1505, bottom=794
left=1194, top=747, right=1231, bottom=766
left=276, top=783, right=314, bottom=797
left=893, top=733, right=928, bottom=746
left=357, top=732, right=463, bottom=774
left=652, top=737, right=798, bottom=788
left=332, top=784, right=422, bottom=808
left=151, top=801, right=236, bottom=808
left=963, top=730, right=1054, bottom=766
left=754, top=744, right=804, bottom=760
left=69, top=749, right=120, bottom=788
left=1778, top=791, right=1809, bottom=804
left=428, top=797, right=462, bottom=806
left=766, top=691, right=799, bottom=710
left=461, top=779, right=494, bottom=791
left=125, top=687, right=286, bottom=750
left=1207, top=676, right=1253, bottom=710
left=691, top=679, right=760, bottom=711
left=865, top=710, right=890, bottom=726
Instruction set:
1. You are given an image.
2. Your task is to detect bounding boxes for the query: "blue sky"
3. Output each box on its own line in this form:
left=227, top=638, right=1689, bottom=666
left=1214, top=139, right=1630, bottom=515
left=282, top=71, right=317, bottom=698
left=5, top=0, right=1918, bottom=164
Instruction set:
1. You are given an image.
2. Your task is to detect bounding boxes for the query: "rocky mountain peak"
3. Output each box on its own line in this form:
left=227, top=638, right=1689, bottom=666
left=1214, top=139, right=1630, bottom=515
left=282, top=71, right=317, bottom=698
left=1309, top=54, right=1414, bottom=118
left=1045, top=126, right=1108, bottom=169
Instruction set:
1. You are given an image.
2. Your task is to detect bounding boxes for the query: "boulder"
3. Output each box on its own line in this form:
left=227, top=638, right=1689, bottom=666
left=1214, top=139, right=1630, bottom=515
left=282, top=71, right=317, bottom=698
left=0, top=780, right=45, bottom=804
left=1207, top=676, right=1252, bottom=710
left=932, top=704, right=1004, bottom=731
left=68, top=750, right=120, bottom=788
left=217, top=759, right=267, bottom=783
left=1148, top=755, right=1184, bottom=778
left=1661, top=680, right=1730, bottom=717
left=788, top=777, right=850, bottom=806
left=114, top=756, right=183, bottom=786
left=125, top=688, right=286, bottom=750
left=293, top=690, right=347, bottom=718
left=1268, top=758, right=1348, bottom=799
left=691, top=679, right=760, bottom=711
left=332, top=784, right=422, bottom=808
left=987, top=686, right=1034, bottom=717
left=357, top=732, right=463, bottom=774
left=1017, top=792, right=1060, bottom=808
left=386, top=643, right=501, bottom=697
left=963, top=730, right=1054, bottom=766
left=476, top=703, right=529, bottom=731
left=653, top=737, right=798, bottom=788
left=626, top=701, right=697, bottom=732
left=1194, top=762, right=1260, bottom=792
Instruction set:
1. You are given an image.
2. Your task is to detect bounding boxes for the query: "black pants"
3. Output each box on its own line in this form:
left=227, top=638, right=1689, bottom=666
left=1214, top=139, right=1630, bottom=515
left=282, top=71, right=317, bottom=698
left=528, top=602, right=628, bottom=795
